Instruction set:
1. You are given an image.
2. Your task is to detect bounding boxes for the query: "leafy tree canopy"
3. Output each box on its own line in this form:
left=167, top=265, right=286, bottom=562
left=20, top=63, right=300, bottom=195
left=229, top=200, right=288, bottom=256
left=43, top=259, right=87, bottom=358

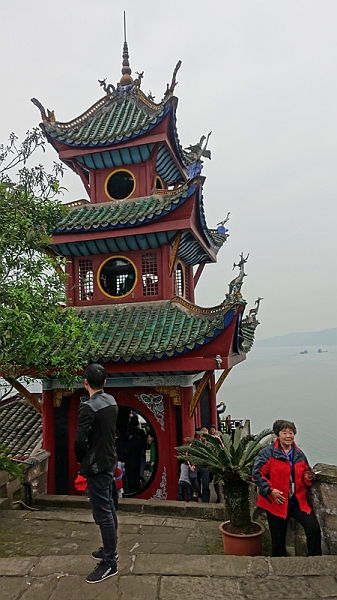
left=0, top=129, right=96, bottom=393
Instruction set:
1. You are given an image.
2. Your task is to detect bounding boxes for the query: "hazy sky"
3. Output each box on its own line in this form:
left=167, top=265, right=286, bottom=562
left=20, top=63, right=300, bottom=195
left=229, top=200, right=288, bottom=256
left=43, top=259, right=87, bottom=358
left=1, top=1, right=336, bottom=339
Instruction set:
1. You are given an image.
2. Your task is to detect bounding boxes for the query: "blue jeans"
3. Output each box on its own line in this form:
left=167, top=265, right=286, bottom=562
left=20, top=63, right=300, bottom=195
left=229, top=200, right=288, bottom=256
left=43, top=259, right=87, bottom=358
left=87, top=471, right=117, bottom=566
left=178, top=481, right=193, bottom=501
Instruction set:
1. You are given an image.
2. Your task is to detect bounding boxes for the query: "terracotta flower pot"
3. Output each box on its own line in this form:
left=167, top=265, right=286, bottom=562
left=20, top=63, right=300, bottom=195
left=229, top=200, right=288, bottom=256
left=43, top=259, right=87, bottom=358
left=219, top=521, right=265, bottom=556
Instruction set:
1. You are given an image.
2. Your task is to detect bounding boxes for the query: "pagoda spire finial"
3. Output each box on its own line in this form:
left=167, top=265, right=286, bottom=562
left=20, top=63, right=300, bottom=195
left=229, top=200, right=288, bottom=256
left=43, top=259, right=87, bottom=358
left=120, top=11, right=133, bottom=86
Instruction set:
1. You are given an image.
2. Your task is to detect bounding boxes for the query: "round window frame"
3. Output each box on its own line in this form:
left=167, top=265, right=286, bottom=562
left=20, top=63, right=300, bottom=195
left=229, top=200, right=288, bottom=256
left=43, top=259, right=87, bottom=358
left=104, top=168, right=136, bottom=201
left=97, top=255, right=138, bottom=299
left=155, top=175, right=164, bottom=190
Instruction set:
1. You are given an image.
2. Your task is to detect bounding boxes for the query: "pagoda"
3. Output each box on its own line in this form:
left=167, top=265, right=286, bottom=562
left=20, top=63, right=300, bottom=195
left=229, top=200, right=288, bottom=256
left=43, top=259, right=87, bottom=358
left=32, top=37, right=261, bottom=499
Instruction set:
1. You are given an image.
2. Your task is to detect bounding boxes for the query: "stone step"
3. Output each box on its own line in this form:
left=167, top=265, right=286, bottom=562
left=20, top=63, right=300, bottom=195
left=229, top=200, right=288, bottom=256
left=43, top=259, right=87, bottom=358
left=34, top=494, right=226, bottom=520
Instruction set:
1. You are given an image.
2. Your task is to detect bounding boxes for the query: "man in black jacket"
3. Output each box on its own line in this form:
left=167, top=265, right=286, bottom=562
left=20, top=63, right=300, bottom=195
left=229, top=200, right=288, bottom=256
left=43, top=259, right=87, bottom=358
left=74, top=364, right=118, bottom=584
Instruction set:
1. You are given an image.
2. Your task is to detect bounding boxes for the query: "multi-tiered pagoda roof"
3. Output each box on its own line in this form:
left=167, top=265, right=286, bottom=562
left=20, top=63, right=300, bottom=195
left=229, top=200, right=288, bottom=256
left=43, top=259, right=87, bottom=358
left=32, top=41, right=260, bottom=372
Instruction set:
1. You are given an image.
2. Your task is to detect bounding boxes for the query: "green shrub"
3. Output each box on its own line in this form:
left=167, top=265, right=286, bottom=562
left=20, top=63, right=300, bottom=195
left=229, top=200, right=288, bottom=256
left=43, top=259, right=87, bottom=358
left=0, top=444, right=23, bottom=480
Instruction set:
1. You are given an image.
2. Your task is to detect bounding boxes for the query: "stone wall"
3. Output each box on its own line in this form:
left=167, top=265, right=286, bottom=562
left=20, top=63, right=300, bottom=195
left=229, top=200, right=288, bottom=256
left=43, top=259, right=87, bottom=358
left=307, top=463, right=337, bottom=555
left=0, top=449, right=50, bottom=509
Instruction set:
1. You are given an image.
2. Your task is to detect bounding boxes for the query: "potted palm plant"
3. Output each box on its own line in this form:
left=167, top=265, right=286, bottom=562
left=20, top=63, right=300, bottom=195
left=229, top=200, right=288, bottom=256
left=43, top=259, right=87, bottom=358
left=176, top=427, right=271, bottom=556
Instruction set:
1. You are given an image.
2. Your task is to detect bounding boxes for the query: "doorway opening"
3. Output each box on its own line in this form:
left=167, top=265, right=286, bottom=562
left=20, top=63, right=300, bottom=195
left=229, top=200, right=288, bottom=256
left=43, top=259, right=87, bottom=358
left=115, top=406, right=158, bottom=496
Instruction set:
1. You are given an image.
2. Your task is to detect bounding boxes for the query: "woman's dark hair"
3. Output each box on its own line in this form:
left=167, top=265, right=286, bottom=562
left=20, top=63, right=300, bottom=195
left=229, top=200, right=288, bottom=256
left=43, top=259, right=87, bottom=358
left=272, top=419, right=297, bottom=436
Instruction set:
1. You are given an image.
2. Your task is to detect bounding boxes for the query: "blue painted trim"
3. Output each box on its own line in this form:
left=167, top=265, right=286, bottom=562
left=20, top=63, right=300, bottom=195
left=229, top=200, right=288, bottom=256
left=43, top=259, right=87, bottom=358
left=51, top=230, right=178, bottom=256
left=77, top=144, right=154, bottom=170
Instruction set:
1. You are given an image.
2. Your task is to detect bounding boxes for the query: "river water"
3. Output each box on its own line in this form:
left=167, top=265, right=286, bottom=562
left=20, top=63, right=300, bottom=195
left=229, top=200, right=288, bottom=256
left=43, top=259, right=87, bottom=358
left=219, top=345, right=337, bottom=467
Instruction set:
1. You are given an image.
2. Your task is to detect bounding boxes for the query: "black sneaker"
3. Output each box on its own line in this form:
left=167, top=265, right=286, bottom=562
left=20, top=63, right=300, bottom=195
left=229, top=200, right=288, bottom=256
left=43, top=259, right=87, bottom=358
left=92, top=547, right=119, bottom=562
left=91, top=547, right=103, bottom=560
left=86, top=561, right=118, bottom=584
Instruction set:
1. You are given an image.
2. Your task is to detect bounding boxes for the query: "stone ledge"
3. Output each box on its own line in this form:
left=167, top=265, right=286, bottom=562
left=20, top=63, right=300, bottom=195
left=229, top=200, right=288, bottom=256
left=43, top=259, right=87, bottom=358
left=1, top=554, right=336, bottom=579
left=34, top=494, right=90, bottom=509
left=0, top=497, right=12, bottom=510
left=313, top=463, right=337, bottom=485
left=34, top=495, right=226, bottom=520
left=0, top=470, right=10, bottom=487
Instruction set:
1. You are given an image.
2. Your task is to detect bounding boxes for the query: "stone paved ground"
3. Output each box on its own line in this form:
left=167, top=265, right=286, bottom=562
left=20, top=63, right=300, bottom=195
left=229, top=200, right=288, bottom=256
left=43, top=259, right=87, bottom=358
left=0, top=508, right=337, bottom=599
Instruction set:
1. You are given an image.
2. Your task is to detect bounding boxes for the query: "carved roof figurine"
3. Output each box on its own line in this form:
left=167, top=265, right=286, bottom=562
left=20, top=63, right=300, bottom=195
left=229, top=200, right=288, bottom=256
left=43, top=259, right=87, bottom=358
left=248, top=297, right=263, bottom=320
left=163, top=60, right=182, bottom=100
left=228, top=252, right=249, bottom=296
left=217, top=212, right=230, bottom=234
left=98, top=78, right=116, bottom=96
left=133, top=71, right=144, bottom=89
left=184, top=131, right=212, bottom=163
left=183, top=132, right=212, bottom=179
left=232, top=252, right=249, bottom=273
left=31, top=97, right=56, bottom=125
left=240, top=298, right=263, bottom=352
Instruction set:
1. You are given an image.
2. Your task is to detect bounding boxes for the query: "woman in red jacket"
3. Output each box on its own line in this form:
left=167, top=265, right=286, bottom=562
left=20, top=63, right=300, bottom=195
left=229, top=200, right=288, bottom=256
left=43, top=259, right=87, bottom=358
left=252, top=419, right=321, bottom=556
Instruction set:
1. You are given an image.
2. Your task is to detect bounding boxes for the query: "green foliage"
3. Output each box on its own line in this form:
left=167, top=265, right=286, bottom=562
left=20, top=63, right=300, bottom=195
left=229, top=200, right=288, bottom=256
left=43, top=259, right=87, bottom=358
left=176, top=428, right=271, bottom=531
left=0, top=130, right=98, bottom=388
left=0, top=444, right=23, bottom=480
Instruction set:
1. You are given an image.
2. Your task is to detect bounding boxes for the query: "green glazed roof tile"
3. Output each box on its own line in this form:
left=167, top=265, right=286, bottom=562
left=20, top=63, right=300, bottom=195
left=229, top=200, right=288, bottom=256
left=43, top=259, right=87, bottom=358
left=43, top=92, right=167, bottom=147
left=54, top=183, right=192, bottom=233
left=209, top=230, right=228, bottom=248
left=63, top=299, right=239, bottom=363
left=239, top=316, right=259, bottom=353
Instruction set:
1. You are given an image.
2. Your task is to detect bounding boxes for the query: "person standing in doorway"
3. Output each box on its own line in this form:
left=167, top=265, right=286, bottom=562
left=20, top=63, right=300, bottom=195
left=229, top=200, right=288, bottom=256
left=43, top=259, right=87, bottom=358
left=199, top=427, right=211, bottom=502
left=124, top=416, right=143, bottom=493
left=252, top=419, right=322, bottom=557
left=209, top=424, right=223, bottom=503
left=216, top=402, right=226, bottom=431
left=74, top=364, right=119, bottom=584
left=147, top=431, right=156, bottom=474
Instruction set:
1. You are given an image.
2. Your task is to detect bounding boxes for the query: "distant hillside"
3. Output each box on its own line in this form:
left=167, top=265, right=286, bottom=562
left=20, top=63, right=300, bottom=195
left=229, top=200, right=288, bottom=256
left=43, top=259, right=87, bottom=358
left=256, top=328, right=337, bottom=347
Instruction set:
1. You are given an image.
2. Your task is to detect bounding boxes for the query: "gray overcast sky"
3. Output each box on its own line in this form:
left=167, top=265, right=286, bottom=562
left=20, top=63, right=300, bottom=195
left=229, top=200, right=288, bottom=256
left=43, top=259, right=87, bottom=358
left=1, top=0, right=336, bottom=339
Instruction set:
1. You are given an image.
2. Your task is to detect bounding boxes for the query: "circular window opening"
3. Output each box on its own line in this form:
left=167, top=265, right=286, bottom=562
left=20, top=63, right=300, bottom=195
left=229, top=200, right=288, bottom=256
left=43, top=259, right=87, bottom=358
left=116, top=407, right=158, bottom=497
left=106, top=170, right=135, bottom=200
left=98, top=257, right=137, bottom=298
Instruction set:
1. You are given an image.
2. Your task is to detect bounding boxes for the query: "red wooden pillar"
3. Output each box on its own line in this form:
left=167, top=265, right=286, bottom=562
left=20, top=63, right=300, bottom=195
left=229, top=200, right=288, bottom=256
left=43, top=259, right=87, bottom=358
left=65, top=260, right=75, bottom=306
left=188, top=264, right=195, bottom=303
left=42, top=390, right=55, bottom=494
left=161, top=243, right=174, bottom=298
left=209, top=373, right=217, bottom=428
left=163, top=394, right=179, bottom=500
left=68, top=392, right=81, bottom=495
left=180, top=386, right=195, bottom=441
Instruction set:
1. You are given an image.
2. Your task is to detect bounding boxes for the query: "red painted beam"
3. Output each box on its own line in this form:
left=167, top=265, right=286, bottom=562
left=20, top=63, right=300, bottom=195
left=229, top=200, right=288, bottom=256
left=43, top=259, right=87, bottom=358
left=209, top=373, right=218, bottom=428
left=193, top=263, right=205, bottom=288
left=42, top=390, right=55, bottom=494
